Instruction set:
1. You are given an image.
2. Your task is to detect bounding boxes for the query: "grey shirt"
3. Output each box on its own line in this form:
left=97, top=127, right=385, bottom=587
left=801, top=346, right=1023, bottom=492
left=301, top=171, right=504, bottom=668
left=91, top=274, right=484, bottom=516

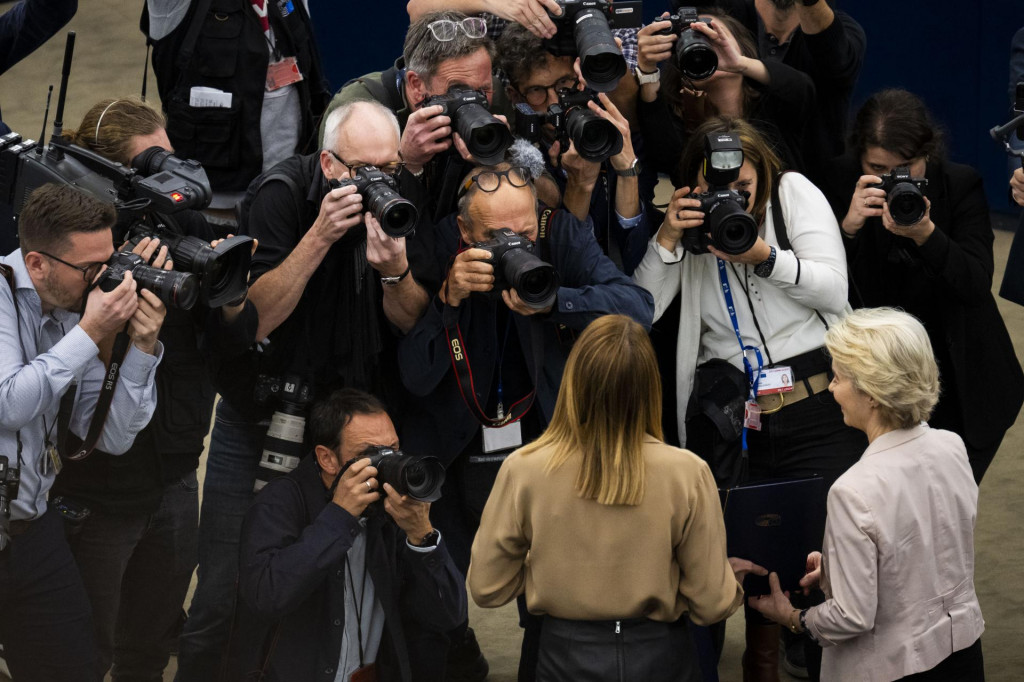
left=0, top=250, right=161, bottom=521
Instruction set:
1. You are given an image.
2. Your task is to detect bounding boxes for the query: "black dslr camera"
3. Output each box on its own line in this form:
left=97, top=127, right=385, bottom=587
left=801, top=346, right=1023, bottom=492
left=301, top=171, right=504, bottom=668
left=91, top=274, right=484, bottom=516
left=655, top=7, right=718, bottom=81
left=869, top=167, right=929, bottom=226
left=473, top=228, right=560, bottom=310
left=97, top=251, right=200, bottom=310
left=0, top=455, right=21, bottom=552
left=683, top=132, right=759, bottom=255
left=422, top=87, right=513, bottom=166
left=328, top=169, right=418, bottom=238
left=253, top=375, right=313, bottom=492
left=364, top=446, right=445, bottom=503
left=544, top=0, right=640, bottom=92
left=514, top=89, right=623, bottom=163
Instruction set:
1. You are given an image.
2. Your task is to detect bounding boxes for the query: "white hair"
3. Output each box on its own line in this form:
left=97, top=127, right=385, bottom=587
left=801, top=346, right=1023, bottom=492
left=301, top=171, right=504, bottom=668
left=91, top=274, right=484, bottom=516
left=322, top=99, right=401, bottom=153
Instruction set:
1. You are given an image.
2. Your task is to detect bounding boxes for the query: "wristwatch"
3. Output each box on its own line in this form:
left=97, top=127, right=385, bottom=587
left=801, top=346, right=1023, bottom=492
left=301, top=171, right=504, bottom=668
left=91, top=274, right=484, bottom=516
left=613, top=158, right=642, bottom=178
left=414, top=529, right=440, bottom=547
left=634, top=66, right=660, bottom=85
left=753, top=246, right=777, bottom=278
left=381, top=264, right=411, bottom=287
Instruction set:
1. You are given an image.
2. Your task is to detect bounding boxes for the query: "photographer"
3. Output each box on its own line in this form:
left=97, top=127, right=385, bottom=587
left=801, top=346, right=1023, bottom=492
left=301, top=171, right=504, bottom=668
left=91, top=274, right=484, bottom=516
left=323, top=10, right=514, bottom=220
left=632, top=116, right=865, bottom=682
left=38, top=97, right=257, bottom=681
left=399, top=161, right=653, bottom=678
left=822, top=89, right=1024, bottom=484
left=228, top=388, right=466, bottom=681
left=0, top=183, right=164, bottom=682
left=498, top=22, right=656, bottom=275
left=178, top=99, right=429, bottom=680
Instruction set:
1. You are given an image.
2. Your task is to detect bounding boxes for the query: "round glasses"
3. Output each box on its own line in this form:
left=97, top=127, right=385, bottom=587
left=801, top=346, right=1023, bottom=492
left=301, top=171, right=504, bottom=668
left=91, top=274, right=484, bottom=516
left=427, top=17, right=487, bottom=42
left=518, top=77, right=579, bottom=107
left=459, top=167, right=531, bottom=198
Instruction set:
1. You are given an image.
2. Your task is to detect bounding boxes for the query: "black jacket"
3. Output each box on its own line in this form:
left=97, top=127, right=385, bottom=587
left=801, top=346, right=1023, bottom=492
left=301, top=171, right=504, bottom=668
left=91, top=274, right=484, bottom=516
left=823, top=155, right=1024, bottom=460
left=231, top=456, right=466, bottom=682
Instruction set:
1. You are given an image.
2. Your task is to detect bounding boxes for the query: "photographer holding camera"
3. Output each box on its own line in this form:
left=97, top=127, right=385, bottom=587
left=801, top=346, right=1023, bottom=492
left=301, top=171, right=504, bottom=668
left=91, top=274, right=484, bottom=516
left=176, top=99, right=430, bottom=680
left=34, top=97, right=258, bottom=681
left=632, top=117, right=865, bottom=682
left=229, top=388, right=466, bottom=682
left=823, top=89, right=1024, bottom=484
left=0, top=183, right=164, bottom=682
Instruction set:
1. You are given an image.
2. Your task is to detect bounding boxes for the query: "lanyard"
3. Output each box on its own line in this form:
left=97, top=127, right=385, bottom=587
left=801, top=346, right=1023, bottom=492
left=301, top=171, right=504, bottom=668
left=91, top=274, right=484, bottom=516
left=717, top=258, right=763, bottom=451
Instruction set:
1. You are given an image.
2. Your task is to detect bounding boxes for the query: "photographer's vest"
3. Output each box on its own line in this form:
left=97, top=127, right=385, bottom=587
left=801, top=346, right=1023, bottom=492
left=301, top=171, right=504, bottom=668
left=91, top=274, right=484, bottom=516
left=143, top=0, right=330, bottom=192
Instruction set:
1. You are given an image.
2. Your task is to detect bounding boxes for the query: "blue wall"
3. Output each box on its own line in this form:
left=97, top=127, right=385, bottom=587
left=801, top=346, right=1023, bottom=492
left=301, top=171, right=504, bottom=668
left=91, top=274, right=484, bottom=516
left=312, top=1, right=1024, bottom=212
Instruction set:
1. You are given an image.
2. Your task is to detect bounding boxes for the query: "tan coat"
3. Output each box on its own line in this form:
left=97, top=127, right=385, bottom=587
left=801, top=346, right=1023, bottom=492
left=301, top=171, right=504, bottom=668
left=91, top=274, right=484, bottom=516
left=468, top=436, right=743, bottom=624
left=806, top=425, right=984, bottom=681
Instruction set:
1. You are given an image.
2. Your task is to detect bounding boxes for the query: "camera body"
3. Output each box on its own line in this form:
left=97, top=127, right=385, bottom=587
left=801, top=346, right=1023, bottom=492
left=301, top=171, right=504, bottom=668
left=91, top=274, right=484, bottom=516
left=473, top=227, right=560, bottom=310
left=253, top=375, right=313, bottom=492
left=422, top=88, right=512, bottom=165
left=655, top=7, right=718, bottom=81
left=869, top=167, right=929, bottom=226
left=328, top=168, right=418, bottom=238
left=514, top=88, right=623, bottom=163
left=682, top=132, right=759, bottom=255
left=544, top=0, right=628, bottom=92
left=364, top=446, right=445, bottom=503
left=97, top=250, right=200, bottom=310
left=0, top=455, right=21, bottom=552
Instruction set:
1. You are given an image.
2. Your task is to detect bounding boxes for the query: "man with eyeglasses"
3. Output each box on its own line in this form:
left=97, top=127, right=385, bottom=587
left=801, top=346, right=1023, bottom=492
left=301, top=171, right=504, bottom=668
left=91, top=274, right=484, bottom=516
left=497, top=22, right=657, bottom=276
left=0, top=183, right=164, bottom=682
left=398, top=162, right=654, bottom=680
left=322, top=10, right=514, bottom=222
left=173, top=99, right=437, bottom=681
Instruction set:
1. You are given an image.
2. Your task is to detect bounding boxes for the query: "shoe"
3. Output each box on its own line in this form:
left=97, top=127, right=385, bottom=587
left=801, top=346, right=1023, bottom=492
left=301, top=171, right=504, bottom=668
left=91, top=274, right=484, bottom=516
left=445, top=626, right=489, bottom=682
left=742, top=623, right=780, bottom=682
left=779, top=629, right=809, bottom=679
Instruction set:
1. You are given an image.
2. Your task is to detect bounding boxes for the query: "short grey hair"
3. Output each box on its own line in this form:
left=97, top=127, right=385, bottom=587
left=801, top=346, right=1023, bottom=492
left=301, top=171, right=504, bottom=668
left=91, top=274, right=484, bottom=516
left=322, top=99, right=401, bottom=153
left=404, top=10, right=495, bottom=82
left=824, top=307, right=940, bottom=430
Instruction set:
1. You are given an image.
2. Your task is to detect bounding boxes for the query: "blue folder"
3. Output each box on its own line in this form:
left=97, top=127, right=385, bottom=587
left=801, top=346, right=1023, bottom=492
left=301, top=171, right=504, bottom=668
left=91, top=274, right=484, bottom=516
left=720, top=477, right=824, bottom=596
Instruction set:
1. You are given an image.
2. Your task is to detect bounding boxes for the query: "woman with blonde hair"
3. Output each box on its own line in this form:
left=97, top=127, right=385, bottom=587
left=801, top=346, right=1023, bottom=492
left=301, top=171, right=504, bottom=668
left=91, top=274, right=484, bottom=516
left=469, top=313, right=754, bottom=681
left=750, top=307, right=985, bottom=681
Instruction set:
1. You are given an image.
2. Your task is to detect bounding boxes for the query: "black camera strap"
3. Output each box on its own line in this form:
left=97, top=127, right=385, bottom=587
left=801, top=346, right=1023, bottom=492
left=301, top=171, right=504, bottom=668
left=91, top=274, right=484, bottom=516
left=64, top=327, right=132, bottom=461
left=770, top=171, right=829, bottom=332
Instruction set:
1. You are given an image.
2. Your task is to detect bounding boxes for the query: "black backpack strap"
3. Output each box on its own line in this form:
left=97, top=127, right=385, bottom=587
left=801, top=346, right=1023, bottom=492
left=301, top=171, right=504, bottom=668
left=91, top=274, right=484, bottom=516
left=236, top=171, right=305, bottom=234
left=771, top=171, right=829, bottom=330
left=342, top=66, right=404, bottom=112
left=174, top=0, right=216, bottom=72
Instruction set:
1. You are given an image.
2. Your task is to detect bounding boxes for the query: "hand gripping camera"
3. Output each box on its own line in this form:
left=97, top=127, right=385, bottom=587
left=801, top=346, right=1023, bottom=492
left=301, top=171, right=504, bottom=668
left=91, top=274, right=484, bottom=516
left=514, top=88, right=623, bottom=163
left=544, top=0, right=636, bottom=92
left=363, top=446, right=445, bottom=503
left=422, top=87, right=513, bottom=166
left=869, top=167, right=929, bottom=226
left=473, top=228, right=560, bottom=310
left=654, top=7, right=718, bottom=82
left=97, top=251, right=200, bottom=310
left=328, top=168, right=419, bottom=238
left=683, top=132, right=759, bottom=256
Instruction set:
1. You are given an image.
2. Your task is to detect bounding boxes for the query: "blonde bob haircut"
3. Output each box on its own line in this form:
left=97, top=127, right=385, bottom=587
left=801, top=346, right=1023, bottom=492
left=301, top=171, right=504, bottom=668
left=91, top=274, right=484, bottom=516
left=824, top=307, right=939, bottom=430
left=520, top=314, right=663, bottom=506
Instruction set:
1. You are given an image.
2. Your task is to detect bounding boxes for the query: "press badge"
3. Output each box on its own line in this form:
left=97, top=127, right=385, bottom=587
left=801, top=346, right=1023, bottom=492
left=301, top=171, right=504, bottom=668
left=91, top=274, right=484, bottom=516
left=266, top=56, right=303, bottom=91
left=45, top=442, right=62, bottom=476
left=482, top=421, right=523, bottom=454
left=756, top=366, right=794, bottom=396
left=744, top=400, right=762, bottom=431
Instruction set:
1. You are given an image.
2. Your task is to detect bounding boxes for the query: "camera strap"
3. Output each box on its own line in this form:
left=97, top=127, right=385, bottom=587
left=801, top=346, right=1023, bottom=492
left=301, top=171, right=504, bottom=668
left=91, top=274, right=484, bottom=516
left=63, top=328, right=132, bottom=461
left=0, top=264, right=26, bottom=470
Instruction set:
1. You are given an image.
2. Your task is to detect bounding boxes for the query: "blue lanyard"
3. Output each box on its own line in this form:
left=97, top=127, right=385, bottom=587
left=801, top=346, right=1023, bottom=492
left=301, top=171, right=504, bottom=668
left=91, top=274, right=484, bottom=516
left=716, top=259, right=764, bottom=451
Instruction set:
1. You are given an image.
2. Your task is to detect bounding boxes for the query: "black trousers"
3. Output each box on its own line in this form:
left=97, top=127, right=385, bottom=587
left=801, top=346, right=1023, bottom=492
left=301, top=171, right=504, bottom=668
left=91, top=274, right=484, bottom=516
left=0, top=507, right=98, bottom=682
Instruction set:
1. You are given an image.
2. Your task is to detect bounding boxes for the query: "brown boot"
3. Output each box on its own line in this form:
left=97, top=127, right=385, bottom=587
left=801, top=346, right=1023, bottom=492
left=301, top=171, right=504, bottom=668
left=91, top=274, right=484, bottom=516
left=742, top=622, right=781, bottom=682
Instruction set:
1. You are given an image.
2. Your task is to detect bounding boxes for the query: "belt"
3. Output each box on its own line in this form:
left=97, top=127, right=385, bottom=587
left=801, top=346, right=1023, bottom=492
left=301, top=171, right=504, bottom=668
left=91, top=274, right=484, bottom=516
left=9, top=519, right=33, bottom=537
left=756, top=371, right=831, bottom=414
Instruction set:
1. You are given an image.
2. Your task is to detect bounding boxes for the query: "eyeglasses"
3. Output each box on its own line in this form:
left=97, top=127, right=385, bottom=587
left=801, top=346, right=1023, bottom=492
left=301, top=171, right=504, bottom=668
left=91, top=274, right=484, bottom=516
left=38, top=251, right=106, bottom=283
left=328, top=150, right=406, bottom=177
left=458, top=167, right=531, bottom=198
left=426, top=17, right=487, bottom=42
left=517, top=77, right=579, bottom=107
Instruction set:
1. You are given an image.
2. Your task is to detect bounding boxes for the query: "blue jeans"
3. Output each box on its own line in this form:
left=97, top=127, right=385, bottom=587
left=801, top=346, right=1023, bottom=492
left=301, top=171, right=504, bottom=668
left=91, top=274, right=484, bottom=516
left=175, top=400, right=267, bottom=682
left=68, top=471, right=199, bottom=681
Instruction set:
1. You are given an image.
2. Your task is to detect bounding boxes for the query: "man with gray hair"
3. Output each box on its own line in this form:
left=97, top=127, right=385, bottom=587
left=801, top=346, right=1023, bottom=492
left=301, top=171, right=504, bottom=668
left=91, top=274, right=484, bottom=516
left=175, top=99, right=434, bottom=680
left=321, top=10, right=513, bottom=221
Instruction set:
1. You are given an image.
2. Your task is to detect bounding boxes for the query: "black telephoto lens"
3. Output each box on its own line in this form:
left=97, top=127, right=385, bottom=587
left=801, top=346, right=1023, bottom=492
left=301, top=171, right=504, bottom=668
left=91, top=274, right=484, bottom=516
left=887, top=184, right=927, bottom=226
left=455, top=103, right=514, bottom=166
left=707, top=201, right=758, bottom=255
left=371, top=451, right=446, bottom=503
left=501, top=248, right=560, bottom=309
left=362, top=180, right=418, bottom=238
left=573, top=8, right=626, bottom=92
left=676, top=28, right=718, bottom=80
left=99, top=252, right=200, bottom=310
left=565, top=108, right=623, bottom=162
left=150, top=231, right=252, bottom=308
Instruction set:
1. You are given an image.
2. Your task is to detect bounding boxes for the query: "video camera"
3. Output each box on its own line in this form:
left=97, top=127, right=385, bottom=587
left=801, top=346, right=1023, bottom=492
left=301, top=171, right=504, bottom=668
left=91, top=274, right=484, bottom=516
left=683, top=132, right=759, bottom=255
left=544, top=0, right=642, bottom=92
left=514, top=88, right=623, bottom=163
left=422, top=87, right=513, bottom=166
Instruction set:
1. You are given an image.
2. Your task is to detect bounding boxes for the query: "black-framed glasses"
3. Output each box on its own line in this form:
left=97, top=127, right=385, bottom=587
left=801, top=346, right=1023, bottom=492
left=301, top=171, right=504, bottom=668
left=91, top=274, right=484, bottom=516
left=38, top=251, right=106, bottom=283
left=427, top=17, right=487, bottom=41
left=517, top=77, right=579, bottom=107
left=458, top=167, right=532, bottom=198
left=328, top=150, right=406, bottom=177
